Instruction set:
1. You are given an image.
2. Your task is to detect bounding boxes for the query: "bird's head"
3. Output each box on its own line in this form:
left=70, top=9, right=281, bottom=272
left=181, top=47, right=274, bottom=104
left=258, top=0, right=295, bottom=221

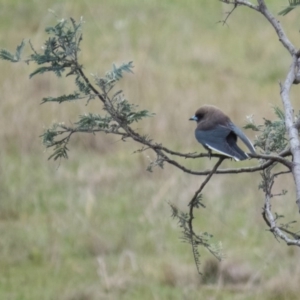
left=189, top=107, right=208, bottom=123
left=189, top=105, right=228, bottom=127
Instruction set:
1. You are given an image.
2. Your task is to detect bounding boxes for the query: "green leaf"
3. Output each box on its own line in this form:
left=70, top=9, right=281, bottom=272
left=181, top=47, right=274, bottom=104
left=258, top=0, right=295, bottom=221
left=48, top=145, right=69, bottom=161
left=15, top=39, right=25, bottom=61
left=75, top=113, right=112, bottom=129
left=0, top=49, right=16, bottom=62
left=278, top=0, right=300, bottom=15
left=75, top=76, right=90, bottom=94
left=41, top=93, right=81, bottom=104
left=0, top=40, right=25, bottom=62
left=40, top=128, right=58, bottom=146
left=244, top=123, right=260, bottom=131
left=273, top=106, right=285, bottom=121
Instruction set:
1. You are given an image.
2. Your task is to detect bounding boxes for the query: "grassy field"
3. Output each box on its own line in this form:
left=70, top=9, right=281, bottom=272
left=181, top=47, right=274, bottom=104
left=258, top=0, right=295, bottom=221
left=1, top=0, right=300, bottom=299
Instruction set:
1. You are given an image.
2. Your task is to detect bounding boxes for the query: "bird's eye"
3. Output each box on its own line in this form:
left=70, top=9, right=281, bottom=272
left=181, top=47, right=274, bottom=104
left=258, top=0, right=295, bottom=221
left=196, top=113, right=203, bottom=120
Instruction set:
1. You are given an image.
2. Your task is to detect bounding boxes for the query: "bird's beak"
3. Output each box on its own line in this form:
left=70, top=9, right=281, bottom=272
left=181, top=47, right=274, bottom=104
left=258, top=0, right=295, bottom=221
left=189, top=115, right=197, bottom=121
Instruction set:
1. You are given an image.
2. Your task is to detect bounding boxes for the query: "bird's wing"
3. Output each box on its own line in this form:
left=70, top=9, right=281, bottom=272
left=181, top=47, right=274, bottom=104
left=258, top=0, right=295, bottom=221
left=195, top=126, right=246, bottom=161
left=228, top=122, right=256, bottom=154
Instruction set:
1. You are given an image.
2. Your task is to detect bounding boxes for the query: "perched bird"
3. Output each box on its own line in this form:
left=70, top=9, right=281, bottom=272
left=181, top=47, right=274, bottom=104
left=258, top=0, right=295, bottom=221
left=189, top=105, right=256, bottom=161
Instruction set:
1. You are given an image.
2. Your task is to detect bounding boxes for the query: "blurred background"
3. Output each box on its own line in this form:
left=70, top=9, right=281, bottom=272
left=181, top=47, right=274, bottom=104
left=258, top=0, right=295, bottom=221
left=1, top=0, right=300, bottom=299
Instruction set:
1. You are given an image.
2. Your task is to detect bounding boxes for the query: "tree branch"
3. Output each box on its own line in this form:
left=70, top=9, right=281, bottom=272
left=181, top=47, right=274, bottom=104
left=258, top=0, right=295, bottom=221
left=257, top=0, right=297, bottom=55
left=220, top=1, right=300, bottom=246
left=263, top=178, right=300, bottom=246
left=188, top=157, right=225, bottom=273
left=249, top=152, right=292, bottom=170
left=221, top=0, right=259, bottom=11
left=280, top=56, right=300, bottom=212
left=255, top=0, right=300, bottom=212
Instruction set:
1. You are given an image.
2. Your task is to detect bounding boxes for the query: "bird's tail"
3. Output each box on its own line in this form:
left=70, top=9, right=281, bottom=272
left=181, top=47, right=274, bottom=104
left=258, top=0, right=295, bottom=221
left=229, top=143, right=248, bottom=160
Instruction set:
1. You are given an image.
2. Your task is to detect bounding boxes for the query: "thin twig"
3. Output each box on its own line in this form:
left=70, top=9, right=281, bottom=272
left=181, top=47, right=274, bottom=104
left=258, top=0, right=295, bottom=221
left=220, top=0, right=259, bottom=12
left=187, top=157, right=225, bottom=273
left=263, top=193, right=300, bottom=246
left=189, top=158, right=225, bottom=208
left=257, top=0, right=296, bottom=55
left=219, top=2, right=238, bottom=26
left=249, top=152, right=292, bottom=170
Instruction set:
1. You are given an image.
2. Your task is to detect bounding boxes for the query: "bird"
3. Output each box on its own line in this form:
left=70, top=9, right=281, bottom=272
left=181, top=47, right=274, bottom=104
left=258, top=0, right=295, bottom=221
left=189, top=105, right=256, bottom=161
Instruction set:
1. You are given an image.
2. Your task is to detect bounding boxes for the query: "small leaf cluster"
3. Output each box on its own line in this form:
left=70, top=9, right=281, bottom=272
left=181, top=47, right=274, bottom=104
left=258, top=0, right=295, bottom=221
left=40, top=123, right=70, bottom=160
left=146, top=153, right=165, bottom=172
left=75, top=113, right=112, bottom=130
left=19, top=17, right=92, bottom=104
left=244, top=106, right=287, bottom=154
left=30, top=18, right=83, bottom=78
left=170, top=201, right=223, bottom=275
left=114, top=99, right=155, bottom=125
left=191, top=194, right=206, bottom=208
left=41, top=92, right=81, bottom=104
left=278, top=0, right=300, bottom=16
left=94, top=62, right=134, bottom=93
left=0, top=40, right=25, bottom=62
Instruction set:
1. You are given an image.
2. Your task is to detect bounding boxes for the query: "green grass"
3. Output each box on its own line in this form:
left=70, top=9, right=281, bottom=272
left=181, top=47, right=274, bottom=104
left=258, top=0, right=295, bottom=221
left=1, top=0, right=300, bottom=299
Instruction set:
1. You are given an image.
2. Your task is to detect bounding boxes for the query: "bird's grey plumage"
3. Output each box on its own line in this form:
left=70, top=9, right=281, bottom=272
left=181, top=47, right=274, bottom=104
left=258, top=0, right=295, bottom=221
left=190, top=105, right=255, bottom=161
left=228, top=122, right=256, bottom=154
